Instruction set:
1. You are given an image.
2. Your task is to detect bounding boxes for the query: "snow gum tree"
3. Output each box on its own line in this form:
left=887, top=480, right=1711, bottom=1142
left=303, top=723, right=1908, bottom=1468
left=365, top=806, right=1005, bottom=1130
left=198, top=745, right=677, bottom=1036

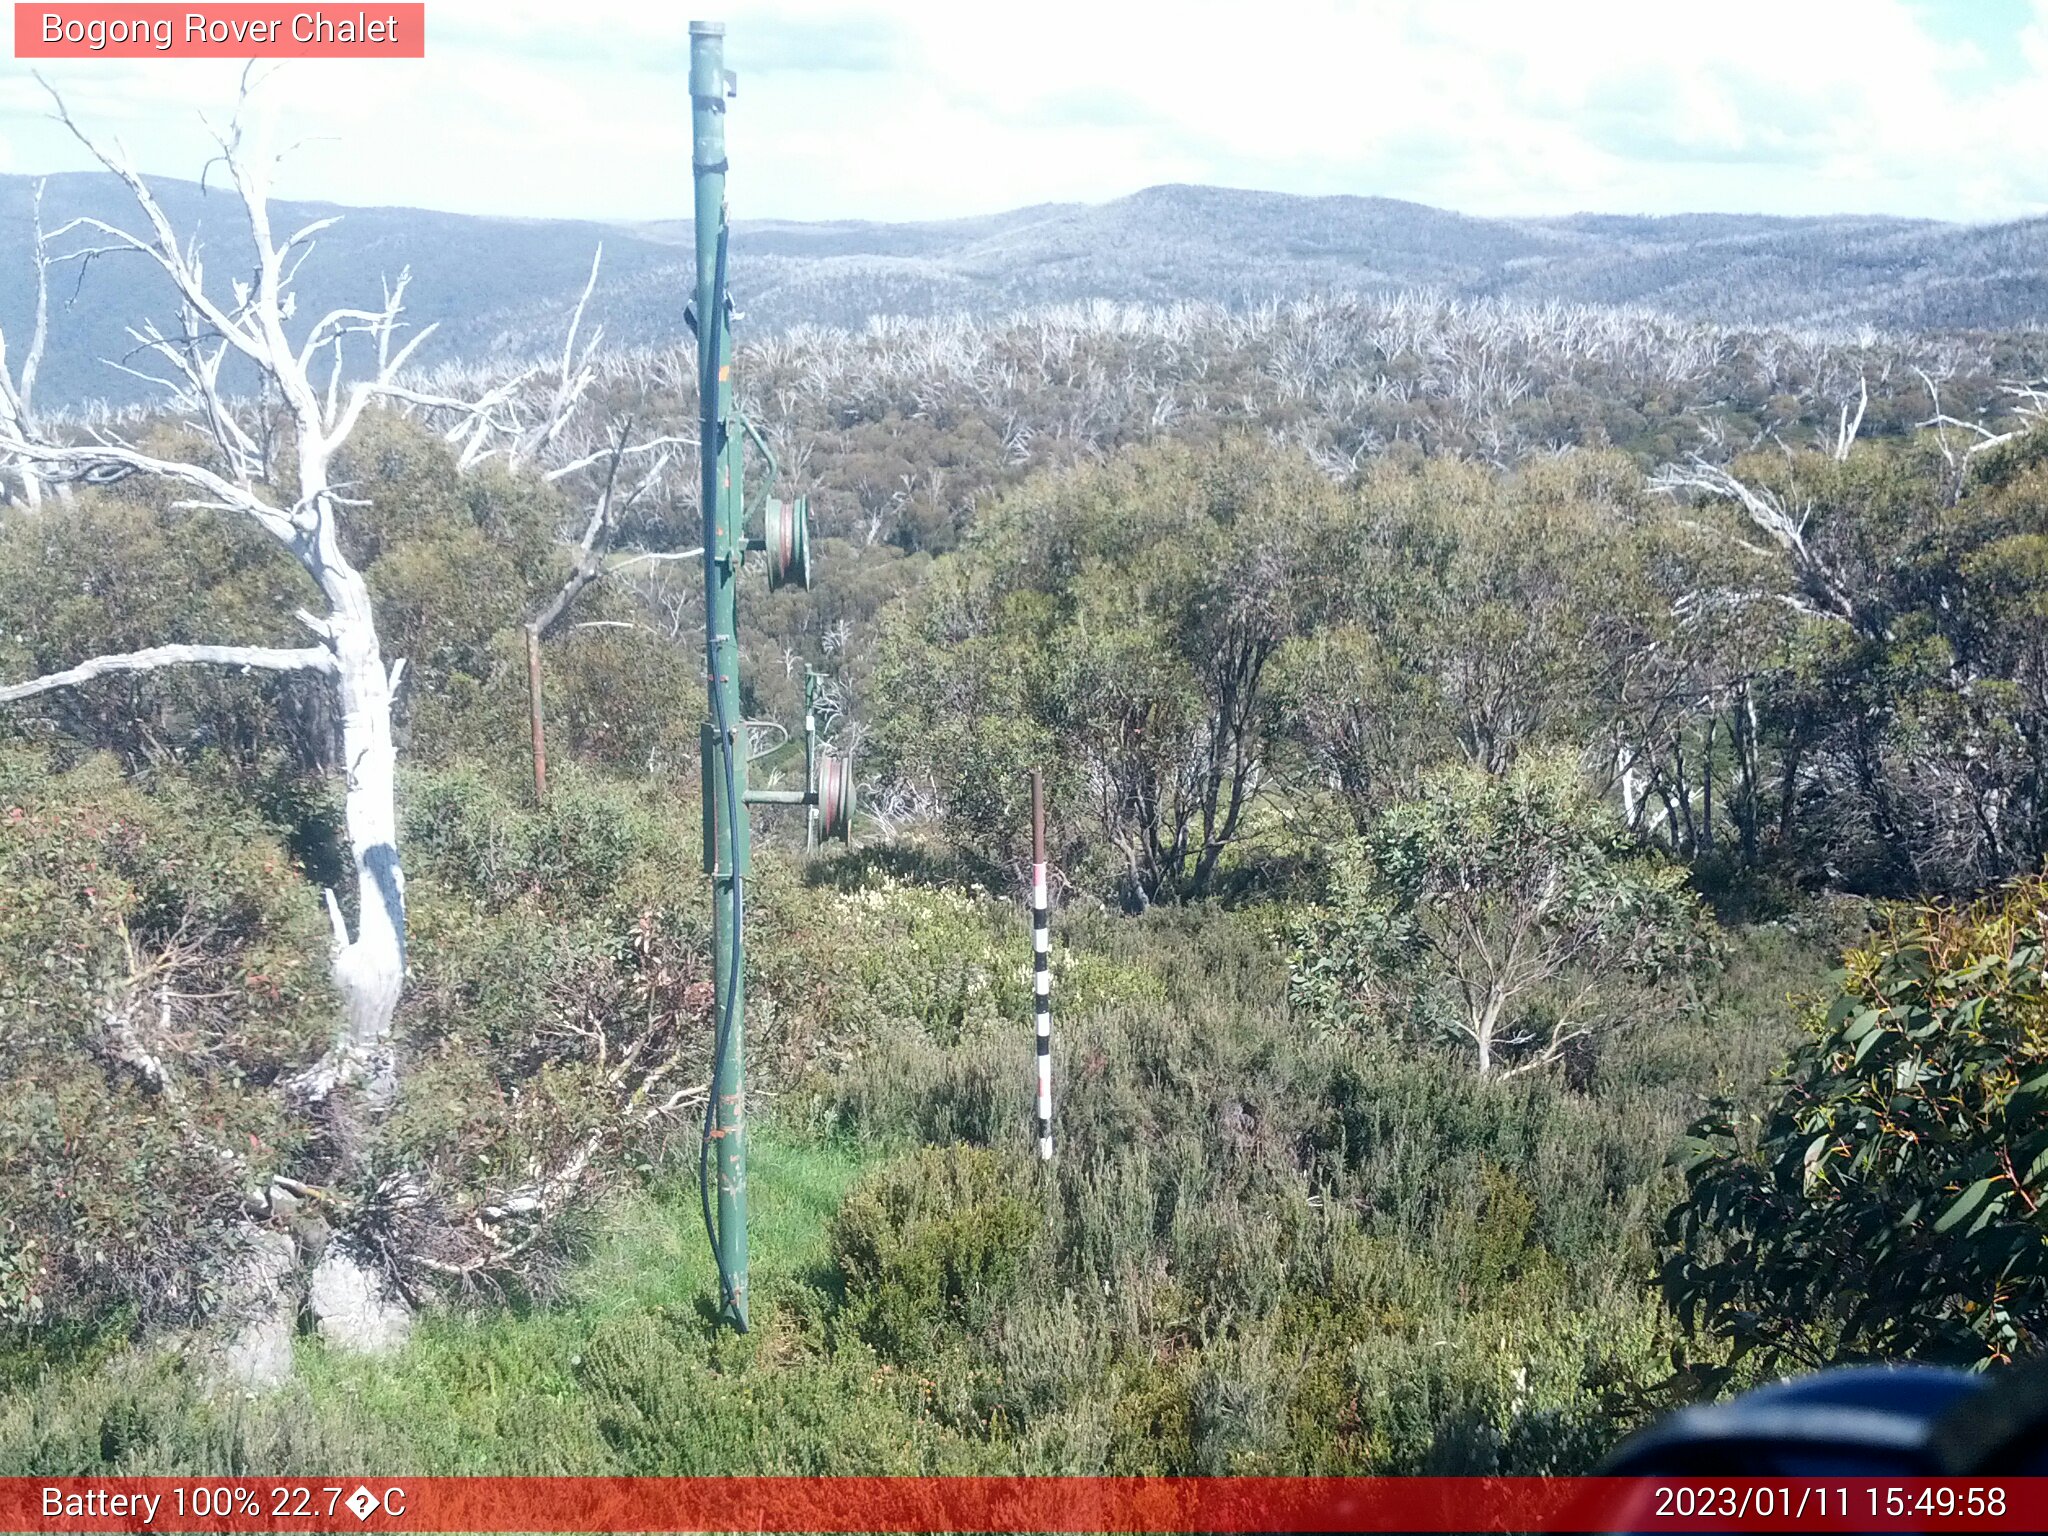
left=0, top=79, right=539, bottom=1368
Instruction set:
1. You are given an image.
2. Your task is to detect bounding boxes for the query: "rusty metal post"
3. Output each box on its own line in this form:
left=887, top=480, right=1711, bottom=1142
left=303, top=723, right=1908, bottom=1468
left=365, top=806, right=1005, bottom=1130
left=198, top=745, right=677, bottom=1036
left=525, top=627, right=548, bottom=803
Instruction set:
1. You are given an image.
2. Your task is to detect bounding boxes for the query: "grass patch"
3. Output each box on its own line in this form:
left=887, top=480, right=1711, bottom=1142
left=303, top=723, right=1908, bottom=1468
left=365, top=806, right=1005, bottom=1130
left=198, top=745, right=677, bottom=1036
left=0, top=1127, right=977, bottom=1476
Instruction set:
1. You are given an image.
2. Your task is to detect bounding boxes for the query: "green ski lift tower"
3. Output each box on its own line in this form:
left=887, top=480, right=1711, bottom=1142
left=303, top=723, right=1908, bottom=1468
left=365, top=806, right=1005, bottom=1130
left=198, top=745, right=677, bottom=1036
left=690, top=18, right=854, bottom=1333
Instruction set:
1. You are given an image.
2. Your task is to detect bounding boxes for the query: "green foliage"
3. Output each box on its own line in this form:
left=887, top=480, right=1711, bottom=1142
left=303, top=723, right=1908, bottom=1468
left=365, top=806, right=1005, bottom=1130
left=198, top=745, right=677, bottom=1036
left=11, top=312, right=2038, bottom=1484
left=1692, top=425, right=2048, bottom=895
left=0, top=749, right=332, bottom=1334
left=0, top=1133, right=993, bottom=1476
left=773, top=876, right=1014, bottom=1044
left=382, top=763, right=718, bottom=1288
left=783, top=866, right=1165, bottom=1148
left=411, top=623, right=701, bottom=782
left=1663, top=878, right=2048, bottom=1378
left=830, top=1145, right=1040, bottom=1365
left=573, top=1307, right=964, bottom=1474
left=328, top=414, right=702, bottom=781
left=1289, top=752, right=1709, bottom=1077
left=0, top=471, right=319, bottom=771
left=0, top=749, right=722, bottom=1336
left=788, top=903, right=1800, bottom=1472
left=0, top=766, right=1825, bottom=1474
left=335, top=413, right=563, bottom=687
left=402, top=761, right=682, bottom=912
left=872, top=437, right=1344, bottom=905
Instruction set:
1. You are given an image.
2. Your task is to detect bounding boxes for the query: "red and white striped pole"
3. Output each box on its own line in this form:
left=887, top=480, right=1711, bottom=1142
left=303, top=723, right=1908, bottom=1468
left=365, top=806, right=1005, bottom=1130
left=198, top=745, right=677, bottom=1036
left=1030, top=768, right=1053, bottom=1162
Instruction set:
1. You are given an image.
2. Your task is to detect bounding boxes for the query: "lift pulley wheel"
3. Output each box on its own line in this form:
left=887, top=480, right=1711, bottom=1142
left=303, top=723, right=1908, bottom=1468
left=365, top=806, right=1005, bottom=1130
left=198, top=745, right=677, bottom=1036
left=763, top=495, right=812, bottom=592
left=816, top=751, right=854, bottom=843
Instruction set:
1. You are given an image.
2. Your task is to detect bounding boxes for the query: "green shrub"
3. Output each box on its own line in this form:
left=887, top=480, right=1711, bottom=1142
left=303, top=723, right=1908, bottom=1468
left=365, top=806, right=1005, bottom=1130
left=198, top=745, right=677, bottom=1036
left=1287, top=752, right=1710, bottom=1079
left=574, top=1308, right=979, bottom=1474
left=830, top=1145, right=1040, bottom=1364
left=401, top=762, right=692, bottom=914
left=763, top=874, right=1016, bottom=1041
left=0, top=749, right=331, bottom=1335
left=869, top=437, right=1347, bottom=906
left=1664, top=876, right=2048, bottom=1376
left=377, top=764, right=720, bottom=1295
left=409, top=625, right=700, bottom=783
left=0, top=480, right=320, bottom=775
left=804, top=898, right=1780, bottom=1472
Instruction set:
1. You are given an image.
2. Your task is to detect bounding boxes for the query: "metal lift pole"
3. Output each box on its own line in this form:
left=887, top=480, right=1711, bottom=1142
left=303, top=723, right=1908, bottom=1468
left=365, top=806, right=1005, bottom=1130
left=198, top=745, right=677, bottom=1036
left=687, top=18, right=848, bottom=1334
left=691, top=17, right=749, bottom=1333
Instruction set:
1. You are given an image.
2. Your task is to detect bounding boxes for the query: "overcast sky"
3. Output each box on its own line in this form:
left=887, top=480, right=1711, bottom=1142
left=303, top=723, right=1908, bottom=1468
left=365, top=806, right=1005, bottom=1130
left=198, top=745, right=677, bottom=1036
left=2, top=0, right=2044, bottom=226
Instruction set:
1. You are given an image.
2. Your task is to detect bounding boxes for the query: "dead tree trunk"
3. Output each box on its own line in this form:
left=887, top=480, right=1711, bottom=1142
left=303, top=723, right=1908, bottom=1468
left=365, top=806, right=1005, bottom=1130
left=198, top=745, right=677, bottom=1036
left=0, top=179, right=56, bottom=510
left=0, top=79, right=503, bottom=1368
left=307, top=562, right=406, bottom=1107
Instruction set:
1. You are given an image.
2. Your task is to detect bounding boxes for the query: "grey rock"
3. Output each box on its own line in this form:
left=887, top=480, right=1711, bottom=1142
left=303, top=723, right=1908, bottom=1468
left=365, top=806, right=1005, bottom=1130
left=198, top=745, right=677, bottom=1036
left=307, top=1247, right=412, bottom=1355
left=208, top=1227, right=299, bottom=1391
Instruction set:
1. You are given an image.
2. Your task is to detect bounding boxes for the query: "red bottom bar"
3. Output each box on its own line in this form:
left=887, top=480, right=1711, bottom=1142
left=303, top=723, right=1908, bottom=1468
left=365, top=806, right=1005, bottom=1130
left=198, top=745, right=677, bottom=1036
left=3, top=1477, right=2044, bottom=1533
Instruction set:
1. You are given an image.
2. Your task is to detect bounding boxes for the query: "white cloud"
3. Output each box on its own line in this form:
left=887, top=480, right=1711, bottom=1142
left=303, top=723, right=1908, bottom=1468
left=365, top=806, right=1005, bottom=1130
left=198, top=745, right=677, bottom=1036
left=0, top=0, right=2039, bottom=223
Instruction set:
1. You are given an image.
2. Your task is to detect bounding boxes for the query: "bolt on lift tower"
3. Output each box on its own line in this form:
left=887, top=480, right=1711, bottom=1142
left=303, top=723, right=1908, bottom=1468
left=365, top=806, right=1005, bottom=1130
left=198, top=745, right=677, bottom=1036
left=690, top=19, right=853, bottom=1333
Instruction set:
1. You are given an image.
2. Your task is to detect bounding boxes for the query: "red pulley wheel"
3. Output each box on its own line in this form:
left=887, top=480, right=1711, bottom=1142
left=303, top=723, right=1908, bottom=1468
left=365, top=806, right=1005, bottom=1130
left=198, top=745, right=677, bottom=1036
left=764, top=496, right=812, bottom=592
left=817, top=752, right=854, bottom=843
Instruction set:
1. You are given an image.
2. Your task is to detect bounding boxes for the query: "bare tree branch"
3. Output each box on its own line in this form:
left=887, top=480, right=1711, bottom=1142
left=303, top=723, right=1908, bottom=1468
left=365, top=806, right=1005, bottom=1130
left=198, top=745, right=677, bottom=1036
left=1652, top=454, right=1864, bottom=631
left=1833, top=371, right=1867, bottom=461
left=0, top=643, right=336, bottom=703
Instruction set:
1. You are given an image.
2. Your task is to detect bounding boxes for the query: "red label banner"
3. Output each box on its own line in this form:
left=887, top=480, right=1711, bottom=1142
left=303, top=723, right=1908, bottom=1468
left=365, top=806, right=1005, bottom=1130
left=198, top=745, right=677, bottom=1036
left=0, top=1477, right=2044, bottom=1532
left=13, top=5, right=425, bottom=58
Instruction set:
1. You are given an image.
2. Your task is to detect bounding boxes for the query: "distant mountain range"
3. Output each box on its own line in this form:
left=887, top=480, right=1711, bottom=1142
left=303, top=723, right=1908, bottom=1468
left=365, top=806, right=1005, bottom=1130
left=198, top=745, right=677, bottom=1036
left=4, top=172, right=2045, bottom=408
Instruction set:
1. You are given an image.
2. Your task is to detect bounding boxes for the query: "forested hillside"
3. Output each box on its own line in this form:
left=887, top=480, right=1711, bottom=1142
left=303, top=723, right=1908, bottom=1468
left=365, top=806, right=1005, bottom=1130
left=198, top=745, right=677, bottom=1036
left=6, top=128, right=2048, bottom=1478
left=8, top=171, right=2048, bottom=408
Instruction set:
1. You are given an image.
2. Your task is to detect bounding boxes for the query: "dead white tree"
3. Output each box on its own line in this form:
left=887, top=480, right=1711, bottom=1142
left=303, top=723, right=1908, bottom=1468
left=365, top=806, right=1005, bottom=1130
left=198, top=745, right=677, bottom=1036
left=354, top=246, right=703, bottom=805
left=1831, top=371, right=1868, bottom=462
left=0, top=179, right=57, bottom=509
left=1911, top=363, right=2034, bottom=504
left=0, top=81, right=435, bottom=1120
left=2002, top=378, right=2048, bottom=427
left=0, top=82, right=550, bottom=1374
left=1651, top=454, right=1867, bottom=633
left=0, top=79, right=753, bottom=1379
left=361, top=249, right=608, bottom=480
left=520, top=246, right=606, bottom=473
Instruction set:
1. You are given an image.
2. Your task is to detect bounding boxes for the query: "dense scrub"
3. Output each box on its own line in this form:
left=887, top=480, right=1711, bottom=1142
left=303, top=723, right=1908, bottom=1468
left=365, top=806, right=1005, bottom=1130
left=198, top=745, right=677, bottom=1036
left=871, top=424, right=2048, bottom=911
left=0, top=750, right=332, bottom=1335
left=0, top=750, right=719, bottom=1338
left=804, top=892, right=1826, bottom=1474
left=2, top=856, right=1826, bottom=1474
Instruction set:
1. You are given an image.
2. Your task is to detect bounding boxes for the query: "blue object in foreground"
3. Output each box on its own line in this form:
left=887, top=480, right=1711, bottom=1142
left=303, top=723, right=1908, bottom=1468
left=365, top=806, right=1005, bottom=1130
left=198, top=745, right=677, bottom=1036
left=1602, top=1365, right=1991, bottom=1477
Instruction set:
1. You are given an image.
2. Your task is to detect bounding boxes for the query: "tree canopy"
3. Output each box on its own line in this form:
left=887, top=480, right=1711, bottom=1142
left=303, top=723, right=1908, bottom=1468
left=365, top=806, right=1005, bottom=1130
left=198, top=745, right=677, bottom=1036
left=1288, top=752, right=1708, bottom=1078
left=1663, top=878, right=2048, bottom=1377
